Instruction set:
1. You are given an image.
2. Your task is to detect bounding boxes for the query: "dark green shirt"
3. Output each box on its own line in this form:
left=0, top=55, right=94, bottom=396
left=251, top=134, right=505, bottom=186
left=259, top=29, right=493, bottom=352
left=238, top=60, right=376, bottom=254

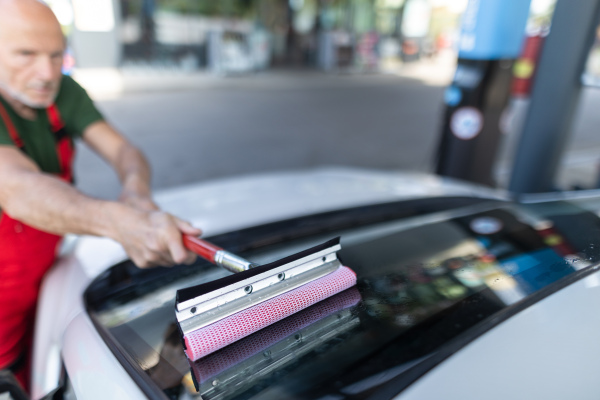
left=0, top=75, right=104, bottom=174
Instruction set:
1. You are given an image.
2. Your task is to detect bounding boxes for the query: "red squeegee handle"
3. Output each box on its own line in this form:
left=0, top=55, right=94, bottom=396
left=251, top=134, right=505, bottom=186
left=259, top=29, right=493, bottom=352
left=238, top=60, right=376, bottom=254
left=183, top=235, right=256, bottom=273
left=182, top=235, right=223, bottom=264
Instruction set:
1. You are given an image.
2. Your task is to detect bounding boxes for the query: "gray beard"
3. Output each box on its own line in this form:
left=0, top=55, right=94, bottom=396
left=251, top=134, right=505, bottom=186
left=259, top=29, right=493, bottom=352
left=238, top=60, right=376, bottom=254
left=0, top=81, right=55, bottom=109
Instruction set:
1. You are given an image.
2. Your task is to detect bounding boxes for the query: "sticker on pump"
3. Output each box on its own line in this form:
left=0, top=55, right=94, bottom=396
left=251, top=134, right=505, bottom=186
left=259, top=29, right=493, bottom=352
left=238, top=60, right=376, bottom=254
left=470, top=216, right=503, bottom=235
left=450, top=107, right=483, bottom=140
left=444, top=86, right=462, bottom=106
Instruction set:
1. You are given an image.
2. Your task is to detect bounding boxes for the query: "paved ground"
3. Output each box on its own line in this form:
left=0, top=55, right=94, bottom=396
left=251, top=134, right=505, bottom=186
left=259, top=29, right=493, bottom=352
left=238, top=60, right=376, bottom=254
left=71, top=55, right=600, bottom=200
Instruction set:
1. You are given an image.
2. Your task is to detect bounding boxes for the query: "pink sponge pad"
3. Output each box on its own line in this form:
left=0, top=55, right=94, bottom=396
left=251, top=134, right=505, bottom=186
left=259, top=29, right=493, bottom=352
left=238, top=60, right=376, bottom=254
left=191, top=286, right=361, bottom=384
left=184, top=266, right=357, bottom=361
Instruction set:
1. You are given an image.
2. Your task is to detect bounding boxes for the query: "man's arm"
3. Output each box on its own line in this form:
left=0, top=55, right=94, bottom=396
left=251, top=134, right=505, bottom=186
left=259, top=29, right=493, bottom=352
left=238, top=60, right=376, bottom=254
left=79, top=121, right=202, bottom=266
left=82, top=120, right=157, bottom=211
left=0, top=145, right=200, bottom=267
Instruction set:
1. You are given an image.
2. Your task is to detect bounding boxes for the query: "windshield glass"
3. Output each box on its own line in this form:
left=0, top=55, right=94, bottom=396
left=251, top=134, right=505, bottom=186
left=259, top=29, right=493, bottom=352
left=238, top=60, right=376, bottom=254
left=85, top=196, right=600, bottom=400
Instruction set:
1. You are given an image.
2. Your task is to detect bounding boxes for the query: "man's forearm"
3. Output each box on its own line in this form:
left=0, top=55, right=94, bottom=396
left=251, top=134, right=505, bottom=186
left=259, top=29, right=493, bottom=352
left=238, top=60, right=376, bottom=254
left=1, top=167, right=201, bottom=267
left=1, top=169, right=129, bottom=238
left=82, top=121, right=154, bottom=204
left=115, top=144, right=152, bottom=198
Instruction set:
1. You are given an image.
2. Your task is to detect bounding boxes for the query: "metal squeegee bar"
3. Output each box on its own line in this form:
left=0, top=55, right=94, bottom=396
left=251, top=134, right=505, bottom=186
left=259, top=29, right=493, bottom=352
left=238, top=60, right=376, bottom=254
left=177, top=244, right=342, bottom=335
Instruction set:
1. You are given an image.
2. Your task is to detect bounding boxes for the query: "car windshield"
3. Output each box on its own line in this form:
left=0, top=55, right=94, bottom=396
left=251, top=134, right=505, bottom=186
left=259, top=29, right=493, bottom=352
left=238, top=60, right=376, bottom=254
left=85, top=195, right=600, bottom=400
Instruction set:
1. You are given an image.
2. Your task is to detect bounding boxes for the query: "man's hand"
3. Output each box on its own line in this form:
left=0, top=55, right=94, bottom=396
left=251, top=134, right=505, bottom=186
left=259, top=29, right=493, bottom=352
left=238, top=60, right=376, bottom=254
left=111, top=206, right=203, bottom=268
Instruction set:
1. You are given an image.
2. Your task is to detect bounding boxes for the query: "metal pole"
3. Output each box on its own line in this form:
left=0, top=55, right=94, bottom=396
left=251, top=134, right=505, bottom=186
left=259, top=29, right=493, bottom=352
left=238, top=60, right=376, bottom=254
left=508, top=0, right=600, bottom=194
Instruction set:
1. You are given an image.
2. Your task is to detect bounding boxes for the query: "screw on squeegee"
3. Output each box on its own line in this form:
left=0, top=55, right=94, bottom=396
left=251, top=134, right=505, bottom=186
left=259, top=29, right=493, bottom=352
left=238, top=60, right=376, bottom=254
left=277, top=273, right=285, bottom=281
left=322, top=256, right=327, bottom=262
left=244, top=285, right=253, bottom=294
left=190, top=307, right=197, bottom=314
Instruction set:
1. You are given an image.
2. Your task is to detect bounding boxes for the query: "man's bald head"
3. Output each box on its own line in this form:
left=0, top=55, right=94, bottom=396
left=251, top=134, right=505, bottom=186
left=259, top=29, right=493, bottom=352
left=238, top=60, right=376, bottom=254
left=0, top=0, right=63, bottom=44
left=0, top=0, right=65, bottom=108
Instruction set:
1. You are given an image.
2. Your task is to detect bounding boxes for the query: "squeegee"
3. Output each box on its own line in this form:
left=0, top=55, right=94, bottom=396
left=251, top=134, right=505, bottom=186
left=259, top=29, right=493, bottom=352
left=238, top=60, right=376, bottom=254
left=189, top=287, right=362, bottom=396
left=175, top=235, right=356, bottom=361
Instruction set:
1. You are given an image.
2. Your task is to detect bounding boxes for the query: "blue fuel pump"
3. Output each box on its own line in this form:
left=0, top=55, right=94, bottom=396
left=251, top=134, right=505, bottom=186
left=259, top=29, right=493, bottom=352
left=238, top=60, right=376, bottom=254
left=435, top=0, right=531, bottom=186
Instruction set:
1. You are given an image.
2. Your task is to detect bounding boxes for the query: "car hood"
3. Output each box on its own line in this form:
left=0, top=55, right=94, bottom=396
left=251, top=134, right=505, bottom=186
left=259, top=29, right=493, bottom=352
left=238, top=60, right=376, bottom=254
left=68, top=167, right=508, bottom=280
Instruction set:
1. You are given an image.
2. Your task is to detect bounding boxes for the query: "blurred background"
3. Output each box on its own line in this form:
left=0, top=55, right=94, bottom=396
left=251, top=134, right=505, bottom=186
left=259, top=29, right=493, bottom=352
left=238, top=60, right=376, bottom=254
left=41, top=0, right=600, bottom=199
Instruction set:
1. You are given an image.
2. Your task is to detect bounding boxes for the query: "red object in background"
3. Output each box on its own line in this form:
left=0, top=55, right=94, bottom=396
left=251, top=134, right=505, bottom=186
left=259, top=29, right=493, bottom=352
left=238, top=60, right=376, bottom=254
left=402, top=39, right=419, bottom=56
left=62, top=48, right=75, bottom=76
left=511, top=35, right=545, bottom=97
left=436, top=33, right=452, bottom=50
left=357, top=32, right=379, bottom=68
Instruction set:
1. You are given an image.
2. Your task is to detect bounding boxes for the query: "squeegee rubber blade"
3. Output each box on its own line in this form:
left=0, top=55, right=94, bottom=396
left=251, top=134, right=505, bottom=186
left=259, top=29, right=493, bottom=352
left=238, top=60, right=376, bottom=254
left=183, top=265, right=356, bottom=361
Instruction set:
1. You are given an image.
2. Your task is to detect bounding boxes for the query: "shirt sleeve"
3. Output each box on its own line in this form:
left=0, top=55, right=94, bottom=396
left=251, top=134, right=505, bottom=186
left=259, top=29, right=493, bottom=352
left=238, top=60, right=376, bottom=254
left=55, top=75, right=105, bottom=138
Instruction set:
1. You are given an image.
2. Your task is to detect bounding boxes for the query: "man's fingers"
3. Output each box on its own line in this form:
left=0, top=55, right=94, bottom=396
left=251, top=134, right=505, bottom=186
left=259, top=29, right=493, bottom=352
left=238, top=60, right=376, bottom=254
left=183, top=250, right=198, bottom=265
left=132, top=255, right=166, bottom=269
left=166, top=223, right=193, bottom=265
left=171, top=217, right=202, bottom=264
left=174, top=217, right=202, bottom=236
left=131, top=246, right=175, bottom=268
left=118, top=209, right=203, bottom=268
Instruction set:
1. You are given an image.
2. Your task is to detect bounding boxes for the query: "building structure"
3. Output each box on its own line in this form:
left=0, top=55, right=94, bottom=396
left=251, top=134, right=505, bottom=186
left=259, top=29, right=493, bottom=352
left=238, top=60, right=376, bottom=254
left=45, top=0, right=465, bottom=73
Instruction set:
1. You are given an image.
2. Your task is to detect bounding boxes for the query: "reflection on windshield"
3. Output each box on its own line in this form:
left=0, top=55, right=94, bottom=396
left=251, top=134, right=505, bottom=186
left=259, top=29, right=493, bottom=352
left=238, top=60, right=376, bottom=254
left=85, top=198, right=600, bottom=400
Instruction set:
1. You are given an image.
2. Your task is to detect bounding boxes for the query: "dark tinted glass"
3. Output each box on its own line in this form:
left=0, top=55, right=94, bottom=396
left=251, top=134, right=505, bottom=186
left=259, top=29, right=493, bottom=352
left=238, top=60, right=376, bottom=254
left=85, top=197, right=600, bottom=400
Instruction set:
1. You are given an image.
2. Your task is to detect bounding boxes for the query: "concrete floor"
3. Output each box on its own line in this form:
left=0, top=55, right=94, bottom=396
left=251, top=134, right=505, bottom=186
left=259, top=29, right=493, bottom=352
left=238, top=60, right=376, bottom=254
left=74, top=71, right=446, bottom=199
left=72, top=59, right=600, bottom=200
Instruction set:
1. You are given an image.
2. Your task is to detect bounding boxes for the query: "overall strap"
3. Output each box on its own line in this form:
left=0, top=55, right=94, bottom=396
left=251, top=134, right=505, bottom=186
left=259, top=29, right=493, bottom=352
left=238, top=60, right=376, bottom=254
left=0, top=101, right=73, bottom=182
left=46, top=103, right=66, bottom=136
left=0, top=101, right=24, bottom=148
left=46, top=104, right=74, bottom=183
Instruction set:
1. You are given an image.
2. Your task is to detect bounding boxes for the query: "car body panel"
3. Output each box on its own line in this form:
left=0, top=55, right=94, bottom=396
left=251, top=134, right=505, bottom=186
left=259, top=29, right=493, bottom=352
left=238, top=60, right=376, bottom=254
left=31, top=254, right=85, bottom=398
left=398, top=265, right=600, bottom=400
left=147, top=167, right=508, bottom=237
left=61, top=313, right=148, bottom=400
left=35, top=167, right=600, bottom=400
left=32, top=251, right=149, bottom=399
left=66, top=168, right=510, bottom=280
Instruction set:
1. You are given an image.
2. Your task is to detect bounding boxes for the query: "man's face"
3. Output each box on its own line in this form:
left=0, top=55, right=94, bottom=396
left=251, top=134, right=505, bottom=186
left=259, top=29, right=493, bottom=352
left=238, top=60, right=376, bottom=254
left=0, top=17, right=65, bottom=108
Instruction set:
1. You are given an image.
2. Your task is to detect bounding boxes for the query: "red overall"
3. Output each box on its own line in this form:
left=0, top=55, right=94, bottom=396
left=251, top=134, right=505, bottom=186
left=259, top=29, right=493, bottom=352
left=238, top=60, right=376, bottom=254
left=0, top=101, right=74, bottom=391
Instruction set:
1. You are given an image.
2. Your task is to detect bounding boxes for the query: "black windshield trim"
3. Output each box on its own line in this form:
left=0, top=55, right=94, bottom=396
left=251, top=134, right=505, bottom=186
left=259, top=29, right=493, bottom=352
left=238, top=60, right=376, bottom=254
left=368, top=262, right=600, bottom=399
left=83, top=306, right=170, bottom=400
left=207, top=197, right=500, bottom=253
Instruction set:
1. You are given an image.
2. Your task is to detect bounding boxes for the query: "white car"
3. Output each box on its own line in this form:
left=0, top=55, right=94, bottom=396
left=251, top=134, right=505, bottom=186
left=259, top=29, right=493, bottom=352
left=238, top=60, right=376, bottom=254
left=7, top=167, right=600, bottom=400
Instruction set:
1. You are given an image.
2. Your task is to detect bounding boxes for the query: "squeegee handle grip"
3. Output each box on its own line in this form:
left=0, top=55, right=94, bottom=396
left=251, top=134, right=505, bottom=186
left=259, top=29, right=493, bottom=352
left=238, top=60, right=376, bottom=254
left=182, top=235, right=223, bottom=263
left=183, top=235, right=255, bottom=273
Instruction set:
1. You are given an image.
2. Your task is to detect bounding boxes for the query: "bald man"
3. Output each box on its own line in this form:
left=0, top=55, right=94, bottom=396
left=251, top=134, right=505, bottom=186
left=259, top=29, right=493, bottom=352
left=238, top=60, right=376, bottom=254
left=0, top=0, right=201, bottom=390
